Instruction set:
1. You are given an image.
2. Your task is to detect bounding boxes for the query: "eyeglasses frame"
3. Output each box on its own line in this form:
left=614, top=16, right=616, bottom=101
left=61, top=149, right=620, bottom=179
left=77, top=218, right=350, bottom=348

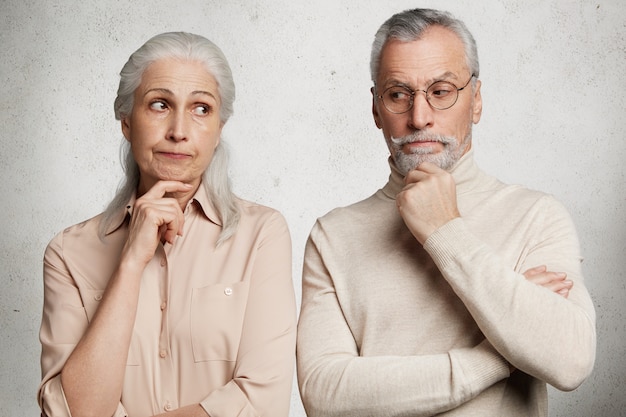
left=376, top=74, right=476, bottom=113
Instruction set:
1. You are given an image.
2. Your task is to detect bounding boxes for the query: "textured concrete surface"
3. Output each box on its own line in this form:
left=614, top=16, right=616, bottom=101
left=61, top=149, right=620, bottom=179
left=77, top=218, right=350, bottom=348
left=1, top=0, right=624, bottom=416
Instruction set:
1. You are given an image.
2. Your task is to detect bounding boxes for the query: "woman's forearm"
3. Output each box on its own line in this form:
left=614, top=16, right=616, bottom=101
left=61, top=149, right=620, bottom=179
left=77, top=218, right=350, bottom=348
left=60, top=261, right=144, bottom=417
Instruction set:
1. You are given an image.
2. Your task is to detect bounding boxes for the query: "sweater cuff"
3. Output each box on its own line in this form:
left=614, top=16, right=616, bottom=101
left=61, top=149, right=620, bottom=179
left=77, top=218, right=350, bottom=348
left=423, top=218, right=478, bottom=270
left=450, top=340, right=511, bottom=397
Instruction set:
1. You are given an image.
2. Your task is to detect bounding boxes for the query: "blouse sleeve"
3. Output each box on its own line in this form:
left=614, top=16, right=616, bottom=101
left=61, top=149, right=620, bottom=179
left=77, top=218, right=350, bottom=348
left=200, top=211, right=297, bottom=417
left=38, top=231, right=128, bottom=417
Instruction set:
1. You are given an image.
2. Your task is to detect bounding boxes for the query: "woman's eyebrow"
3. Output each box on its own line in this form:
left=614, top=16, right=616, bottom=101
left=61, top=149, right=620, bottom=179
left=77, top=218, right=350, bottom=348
left=143, top=88, right=217, bottom=101
left=191, top=90, right=218, bottom=101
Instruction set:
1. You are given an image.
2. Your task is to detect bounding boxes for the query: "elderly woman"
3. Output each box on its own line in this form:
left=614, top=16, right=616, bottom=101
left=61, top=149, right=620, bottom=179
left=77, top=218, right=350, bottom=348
left=38, top=32, right=296, bottom=417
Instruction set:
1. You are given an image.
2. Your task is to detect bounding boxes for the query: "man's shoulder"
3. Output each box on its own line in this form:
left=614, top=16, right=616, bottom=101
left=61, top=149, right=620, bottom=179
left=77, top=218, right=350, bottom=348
left=493, top=180, right=563, bottom=209
left=471, top=176, right=571, bottom=225
left=319, top=190, right=387, bottom=222
left=309, top=189, right=398, bottom=244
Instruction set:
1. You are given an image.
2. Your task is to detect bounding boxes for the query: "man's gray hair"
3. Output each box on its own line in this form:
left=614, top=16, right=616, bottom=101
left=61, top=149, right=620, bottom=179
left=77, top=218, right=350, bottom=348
left=370, top=9, right=480, bottom=84
left=101, top=32, right=240, bottom=244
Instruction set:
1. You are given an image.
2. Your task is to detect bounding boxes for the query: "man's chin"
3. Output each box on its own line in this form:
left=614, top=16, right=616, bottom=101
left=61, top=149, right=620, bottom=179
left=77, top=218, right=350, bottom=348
left=394, top=151, right=457, bottom=174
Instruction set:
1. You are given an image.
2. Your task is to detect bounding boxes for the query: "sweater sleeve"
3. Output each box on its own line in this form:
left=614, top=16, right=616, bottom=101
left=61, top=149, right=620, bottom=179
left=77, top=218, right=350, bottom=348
left=296, top=228, right=511, bottom=417
left=424, top=196, right=596, bottom=391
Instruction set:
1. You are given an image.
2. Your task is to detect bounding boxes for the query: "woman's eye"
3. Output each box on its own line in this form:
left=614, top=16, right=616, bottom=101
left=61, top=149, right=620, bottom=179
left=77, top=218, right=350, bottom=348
left=192, top=104, right=211, bottom=115
left=150, top=101, right=167, bottom=111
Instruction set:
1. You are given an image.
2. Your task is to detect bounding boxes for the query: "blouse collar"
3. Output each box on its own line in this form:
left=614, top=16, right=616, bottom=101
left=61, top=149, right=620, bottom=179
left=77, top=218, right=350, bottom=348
left=104, top=182, right=222, bottom=235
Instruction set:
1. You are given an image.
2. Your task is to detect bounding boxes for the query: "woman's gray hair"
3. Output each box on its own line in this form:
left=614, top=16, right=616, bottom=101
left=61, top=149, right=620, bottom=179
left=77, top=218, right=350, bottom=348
left=370, top=9, right=480, bottom=85
left=114, top=31, right=235, bottom=123
left=100, top=32, right=240, bottom=245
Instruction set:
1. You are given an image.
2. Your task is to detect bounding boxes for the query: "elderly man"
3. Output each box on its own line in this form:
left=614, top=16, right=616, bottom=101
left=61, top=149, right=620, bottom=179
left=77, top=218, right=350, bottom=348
left=296, top=8, right=596, bottom=417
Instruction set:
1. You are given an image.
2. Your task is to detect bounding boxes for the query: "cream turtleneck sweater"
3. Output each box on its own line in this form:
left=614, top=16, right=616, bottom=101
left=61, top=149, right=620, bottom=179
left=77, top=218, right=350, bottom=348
left=297, top=149, right=595, bottom=417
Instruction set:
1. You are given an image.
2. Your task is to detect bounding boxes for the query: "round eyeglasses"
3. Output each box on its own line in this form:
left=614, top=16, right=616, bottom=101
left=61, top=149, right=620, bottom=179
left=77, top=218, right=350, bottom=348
left=377, top=74, right=476, bottom=113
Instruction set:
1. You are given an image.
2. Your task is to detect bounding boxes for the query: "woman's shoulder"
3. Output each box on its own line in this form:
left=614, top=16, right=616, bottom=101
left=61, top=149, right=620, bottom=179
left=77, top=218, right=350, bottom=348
left=50, top=213, right=105, bottom=242
left=236, top=197, right=284, bottom=217
left=235, top=198, right=289, bottom=232
left=45, top=212, right=117, bottom=257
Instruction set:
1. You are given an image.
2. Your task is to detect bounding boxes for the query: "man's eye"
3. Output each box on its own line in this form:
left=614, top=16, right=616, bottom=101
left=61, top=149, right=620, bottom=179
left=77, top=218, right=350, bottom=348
left=387, top=88, right=411, bottom=101
left=430, top=83, right=454, bottom=97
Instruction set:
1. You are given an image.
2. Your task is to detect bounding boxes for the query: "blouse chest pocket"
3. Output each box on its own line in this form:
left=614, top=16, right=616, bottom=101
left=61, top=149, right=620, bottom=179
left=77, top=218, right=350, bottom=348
left=190, top=281, right=250, bottom=362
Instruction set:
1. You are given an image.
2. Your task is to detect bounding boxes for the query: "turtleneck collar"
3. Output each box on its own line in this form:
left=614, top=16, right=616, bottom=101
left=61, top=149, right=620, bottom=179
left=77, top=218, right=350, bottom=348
left=381, top=148, right=482, bottom=200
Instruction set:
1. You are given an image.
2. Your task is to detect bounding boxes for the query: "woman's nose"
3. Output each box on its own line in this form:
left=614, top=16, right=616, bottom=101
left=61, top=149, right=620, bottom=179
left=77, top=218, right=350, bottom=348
left=167, top=111, right=188, bottom=142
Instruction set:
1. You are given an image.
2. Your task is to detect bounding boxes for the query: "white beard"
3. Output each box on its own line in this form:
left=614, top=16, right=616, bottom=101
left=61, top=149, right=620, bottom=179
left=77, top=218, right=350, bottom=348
left=390, top=130, right=470, bottom=175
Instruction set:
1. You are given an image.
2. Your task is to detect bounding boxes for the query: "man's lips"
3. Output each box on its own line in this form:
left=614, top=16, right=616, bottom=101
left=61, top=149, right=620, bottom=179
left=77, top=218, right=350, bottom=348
left=405, top=140, right=439, bottom=147
left=402, top=140, right=443, bottom=153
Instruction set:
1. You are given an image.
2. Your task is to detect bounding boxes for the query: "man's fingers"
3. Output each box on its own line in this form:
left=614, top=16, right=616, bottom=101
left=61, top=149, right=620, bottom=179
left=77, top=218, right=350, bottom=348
left=546, top=280, right=573, bottom=298
left=523, top=269, right=566, bottom=285
left=522, top=266, right=573, bottom=298
left=416, top=161, right=445, bottom=174
left=404, top=162, right=445, bottom=184
left=522, top=265, right=547, bottom=278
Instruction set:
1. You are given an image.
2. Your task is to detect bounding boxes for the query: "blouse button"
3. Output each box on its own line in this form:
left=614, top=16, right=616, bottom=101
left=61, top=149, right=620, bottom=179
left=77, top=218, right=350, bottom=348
left=224, top=287, right=233, bottom=296
left=164, top=402, right=172, bottom=411
left=94, top=294, right=103, bottom=301
left=159, top=349, right=167, bottom=358
left=160, top=301, right=167, bottom=310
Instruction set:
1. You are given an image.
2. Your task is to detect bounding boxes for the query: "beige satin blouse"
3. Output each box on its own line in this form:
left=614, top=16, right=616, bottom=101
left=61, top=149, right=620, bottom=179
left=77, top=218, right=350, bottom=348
left=39, top=185, right=296, bottom=417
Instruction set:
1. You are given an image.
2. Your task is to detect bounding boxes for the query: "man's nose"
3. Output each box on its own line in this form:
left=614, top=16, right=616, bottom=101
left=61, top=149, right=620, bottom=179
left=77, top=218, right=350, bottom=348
left=408, top=92, right=434, bottom=130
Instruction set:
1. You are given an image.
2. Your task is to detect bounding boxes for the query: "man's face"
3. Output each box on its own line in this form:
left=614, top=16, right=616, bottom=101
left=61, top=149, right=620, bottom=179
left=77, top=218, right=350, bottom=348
left=372, top=25, right=483, bottom=174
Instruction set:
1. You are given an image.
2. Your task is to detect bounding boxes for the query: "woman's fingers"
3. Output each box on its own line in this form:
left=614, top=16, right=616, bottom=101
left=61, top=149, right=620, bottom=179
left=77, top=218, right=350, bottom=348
left=122, top=181, right=192, bottom=266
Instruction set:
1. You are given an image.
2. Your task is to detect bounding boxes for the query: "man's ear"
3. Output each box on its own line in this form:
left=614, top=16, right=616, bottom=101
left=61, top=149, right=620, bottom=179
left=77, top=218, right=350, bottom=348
left=371, top=87, right=382, bottom=129
left=471, top=79, right=483, bottom=124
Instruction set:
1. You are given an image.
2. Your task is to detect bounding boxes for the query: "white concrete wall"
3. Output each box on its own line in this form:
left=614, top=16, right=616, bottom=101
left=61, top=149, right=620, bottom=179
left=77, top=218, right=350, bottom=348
left=1, top=0, right=624, bottom=415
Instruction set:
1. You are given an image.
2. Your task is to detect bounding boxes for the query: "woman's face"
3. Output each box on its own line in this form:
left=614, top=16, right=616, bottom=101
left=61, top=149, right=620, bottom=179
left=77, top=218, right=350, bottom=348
left=121, top=58, right=223, bottom=194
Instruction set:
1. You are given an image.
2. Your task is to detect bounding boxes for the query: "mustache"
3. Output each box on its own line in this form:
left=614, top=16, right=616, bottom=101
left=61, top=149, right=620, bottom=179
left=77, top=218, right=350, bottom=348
left=390, top=132, right=454, bottom=146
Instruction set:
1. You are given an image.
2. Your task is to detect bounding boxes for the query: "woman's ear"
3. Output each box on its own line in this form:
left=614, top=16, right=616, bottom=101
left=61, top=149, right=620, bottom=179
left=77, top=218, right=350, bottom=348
left=121, top=116, right=131, bottom=141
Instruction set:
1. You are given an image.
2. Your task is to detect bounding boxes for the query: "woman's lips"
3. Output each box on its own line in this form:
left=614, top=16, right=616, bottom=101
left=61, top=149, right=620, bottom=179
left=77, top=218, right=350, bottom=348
left=157, top=151, right=191, bottom=160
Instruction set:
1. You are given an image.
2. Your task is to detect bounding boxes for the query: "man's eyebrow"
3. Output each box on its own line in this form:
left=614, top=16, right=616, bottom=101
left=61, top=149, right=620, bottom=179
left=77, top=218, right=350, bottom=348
left=383, top=71, right=460, bottom=89
left=425, top=71, right=459, bottom=84
left=382, top=79, right=412, bottom=89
